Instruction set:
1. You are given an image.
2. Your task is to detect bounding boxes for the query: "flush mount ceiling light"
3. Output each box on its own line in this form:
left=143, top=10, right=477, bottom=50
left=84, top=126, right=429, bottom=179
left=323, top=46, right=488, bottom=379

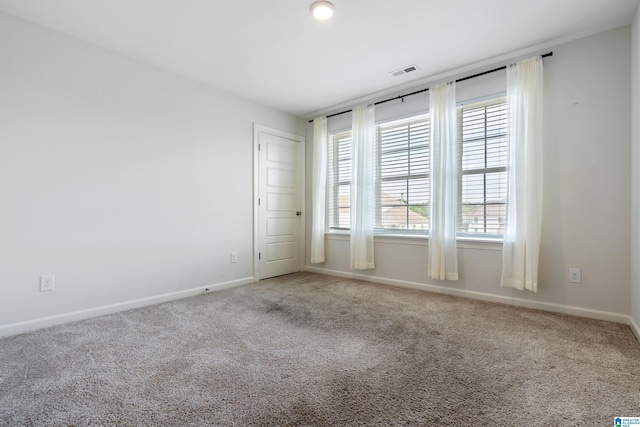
left=310, top=1, right=335, bottom=20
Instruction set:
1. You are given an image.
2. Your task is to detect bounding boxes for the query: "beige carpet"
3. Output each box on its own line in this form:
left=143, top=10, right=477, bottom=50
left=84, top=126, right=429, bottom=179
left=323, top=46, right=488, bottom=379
left=1, top=272, right=639, bottom=426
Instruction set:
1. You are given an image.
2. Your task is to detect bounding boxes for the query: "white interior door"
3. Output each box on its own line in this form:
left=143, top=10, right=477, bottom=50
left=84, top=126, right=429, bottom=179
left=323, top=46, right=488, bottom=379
left=254, top=125, right=304, bottom=280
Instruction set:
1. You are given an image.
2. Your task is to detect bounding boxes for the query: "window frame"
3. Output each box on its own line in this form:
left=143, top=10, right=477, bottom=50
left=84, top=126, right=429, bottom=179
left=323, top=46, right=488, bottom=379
left=375, top=114, right=430, bottom=234
left=327, top=129, right=352, bottom=231
left=325, top=94, right=508, bottom=242
left=456, top=96, right=508, bottom=240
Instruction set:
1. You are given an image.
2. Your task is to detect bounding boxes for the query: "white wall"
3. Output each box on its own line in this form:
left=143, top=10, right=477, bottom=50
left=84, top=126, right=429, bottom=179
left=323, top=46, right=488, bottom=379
left=306, top=26, right=632, bottom=322
left=631, top=6, right=640, bottom=336
left=0, top=13, right=305, bottom=335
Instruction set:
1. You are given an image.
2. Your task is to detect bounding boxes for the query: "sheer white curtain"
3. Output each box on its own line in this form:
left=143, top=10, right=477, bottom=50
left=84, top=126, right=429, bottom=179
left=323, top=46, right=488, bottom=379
left=350, top=104, right=376, bottom=270
left=310, top=116, right=327, bottom=264
left=428, top=82, right=458, bottom=281
left=501, top=56, right=544, bottom=292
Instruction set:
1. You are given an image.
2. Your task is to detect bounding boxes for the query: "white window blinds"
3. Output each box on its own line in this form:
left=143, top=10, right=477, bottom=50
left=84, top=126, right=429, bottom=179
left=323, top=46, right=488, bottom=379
left=326, top=96, right=509, bottom=239
left=328, top=130, right=352, bottom=229
left=376, top=115, right=430, bottom=231
left=457, top=98, right=508, bottom=237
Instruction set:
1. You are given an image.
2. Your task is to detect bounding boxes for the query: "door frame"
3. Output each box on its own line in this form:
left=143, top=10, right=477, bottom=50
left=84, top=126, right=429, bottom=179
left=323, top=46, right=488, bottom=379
left=253, top=123, right=306, bottom=281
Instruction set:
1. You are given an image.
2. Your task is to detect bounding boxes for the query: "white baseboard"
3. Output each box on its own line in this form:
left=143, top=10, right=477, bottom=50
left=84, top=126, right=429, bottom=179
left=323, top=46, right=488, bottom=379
left=5, top=269, right=638, bottom=343
left=630, top=315, right=640, bottom=344
left=0, top=276, right=254, bottom=338
left=304, top=266, right=631, bottom=325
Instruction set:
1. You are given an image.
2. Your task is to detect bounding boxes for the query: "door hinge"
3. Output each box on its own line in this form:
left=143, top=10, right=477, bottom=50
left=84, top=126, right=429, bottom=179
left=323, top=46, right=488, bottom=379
left=259, top=252, right=261, bottom=260
left=258, top=198, right=261, bottom=206
left=258, top=144, right=261, bottom=151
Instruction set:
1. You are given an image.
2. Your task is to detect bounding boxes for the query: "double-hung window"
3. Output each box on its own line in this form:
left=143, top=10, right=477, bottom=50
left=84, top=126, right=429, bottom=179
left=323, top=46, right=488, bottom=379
left=457, top=97, right=508, bottom=238
left=376, top=115, right=430, bottom=232
left=327, top=130, right=352, bottom=229
left=326, top=96, right=508, bottom=239
left=327, top=117, right=430, bottom=232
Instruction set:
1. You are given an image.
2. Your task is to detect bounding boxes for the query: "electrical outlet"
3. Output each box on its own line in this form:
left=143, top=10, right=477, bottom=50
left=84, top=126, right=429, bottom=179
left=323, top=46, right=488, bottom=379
left=230, top=252, right=238, bottom=263
left=40, top=274, right=55, bottom=291
left=569, top=268, right=582, bottom=283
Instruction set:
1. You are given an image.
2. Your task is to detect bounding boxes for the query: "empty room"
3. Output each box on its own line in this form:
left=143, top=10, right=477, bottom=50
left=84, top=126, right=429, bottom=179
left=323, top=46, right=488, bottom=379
left=1, top=0, right=640, bottom=425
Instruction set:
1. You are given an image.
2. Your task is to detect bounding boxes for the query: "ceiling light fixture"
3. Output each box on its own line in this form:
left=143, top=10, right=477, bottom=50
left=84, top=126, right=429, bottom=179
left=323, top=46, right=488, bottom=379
left=310, top=1, right=335, bottom=20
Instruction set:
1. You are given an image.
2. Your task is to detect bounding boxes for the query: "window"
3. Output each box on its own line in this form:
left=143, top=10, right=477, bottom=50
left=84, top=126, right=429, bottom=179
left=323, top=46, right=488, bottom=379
left=327, top=117, right=430, bottom=232
left=376, top=115, right=429, bottom=231
left=457, top=98, right=508, bottom=237
left=326, top=96, right=508, bottom=239
left=327, top=130, right=352, bottom=229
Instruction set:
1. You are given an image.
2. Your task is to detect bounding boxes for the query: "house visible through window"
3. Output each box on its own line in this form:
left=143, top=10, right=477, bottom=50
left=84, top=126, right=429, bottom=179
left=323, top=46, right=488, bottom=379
left=376, top=115, right=429, bottom=231
left=326, top=96, right=508, bottom=239
left=457, top=97, right=508, bottom=237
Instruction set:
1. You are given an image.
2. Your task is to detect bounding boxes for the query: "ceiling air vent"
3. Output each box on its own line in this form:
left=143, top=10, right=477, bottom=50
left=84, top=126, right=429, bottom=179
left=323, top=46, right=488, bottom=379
left=390, top=64, right=419, bottom=77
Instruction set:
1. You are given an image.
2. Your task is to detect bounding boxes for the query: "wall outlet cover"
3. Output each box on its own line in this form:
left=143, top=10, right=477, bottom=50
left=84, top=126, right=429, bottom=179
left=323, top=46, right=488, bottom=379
left=40, top=274, right=55, bottom=291
left=569, top=268, right=582, bottom=283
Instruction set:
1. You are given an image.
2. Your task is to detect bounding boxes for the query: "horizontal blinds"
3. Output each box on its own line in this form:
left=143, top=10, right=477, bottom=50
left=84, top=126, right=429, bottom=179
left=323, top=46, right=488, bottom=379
left=457, top=98, right=508, bottom=236
left=326, top=96, right=508, bottom=237
left=377, top=115, right=429, bottom=231
left=328, top=130, right=352, bottom=229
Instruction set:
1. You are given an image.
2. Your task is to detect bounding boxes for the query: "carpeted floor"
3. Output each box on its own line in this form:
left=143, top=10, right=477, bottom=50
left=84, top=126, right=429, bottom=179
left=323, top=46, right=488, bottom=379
left=1, top=272, right=639, bottom=426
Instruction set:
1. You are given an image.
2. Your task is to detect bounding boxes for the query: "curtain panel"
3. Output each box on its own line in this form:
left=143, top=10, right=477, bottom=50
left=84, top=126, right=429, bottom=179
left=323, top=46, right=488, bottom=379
left=350, top=104, right=376, bottom=270
left=501, top=56, right=544, bottom=292
left=428, top=82, right=459, bottom=281
left=310, top=116, right=328, bottom=264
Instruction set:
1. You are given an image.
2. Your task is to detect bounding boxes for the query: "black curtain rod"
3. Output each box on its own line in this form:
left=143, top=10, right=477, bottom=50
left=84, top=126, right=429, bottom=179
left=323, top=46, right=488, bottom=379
left=309, top=52, right=553, bottom=123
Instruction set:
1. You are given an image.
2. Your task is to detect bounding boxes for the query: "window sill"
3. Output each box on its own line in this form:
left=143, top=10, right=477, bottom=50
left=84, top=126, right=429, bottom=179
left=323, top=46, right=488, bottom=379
left=325, top=231, right=502, bottom=251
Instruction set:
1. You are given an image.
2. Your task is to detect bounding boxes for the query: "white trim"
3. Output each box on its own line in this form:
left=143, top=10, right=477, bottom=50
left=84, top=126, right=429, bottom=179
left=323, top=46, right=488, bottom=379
left=630, top=315, right=640, bottom=344
left=254, top=128, right=258, bottom=279
left=0, top=277, right=254, bottom=338
left=253, top=123, right=306, bottom=280
left=304, top=266, right=630, bottom=325
left=325, top=231, right=502, bottom=251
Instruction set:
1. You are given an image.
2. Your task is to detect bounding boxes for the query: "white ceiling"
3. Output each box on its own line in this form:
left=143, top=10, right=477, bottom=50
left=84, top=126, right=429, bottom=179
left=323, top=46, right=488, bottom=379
left=0, top=0, right=638, bottom=117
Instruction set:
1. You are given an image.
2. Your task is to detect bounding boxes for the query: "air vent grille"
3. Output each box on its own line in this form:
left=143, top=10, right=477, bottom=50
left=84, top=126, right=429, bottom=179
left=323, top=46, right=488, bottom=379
left=390, top=64, right=419, bottom=77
